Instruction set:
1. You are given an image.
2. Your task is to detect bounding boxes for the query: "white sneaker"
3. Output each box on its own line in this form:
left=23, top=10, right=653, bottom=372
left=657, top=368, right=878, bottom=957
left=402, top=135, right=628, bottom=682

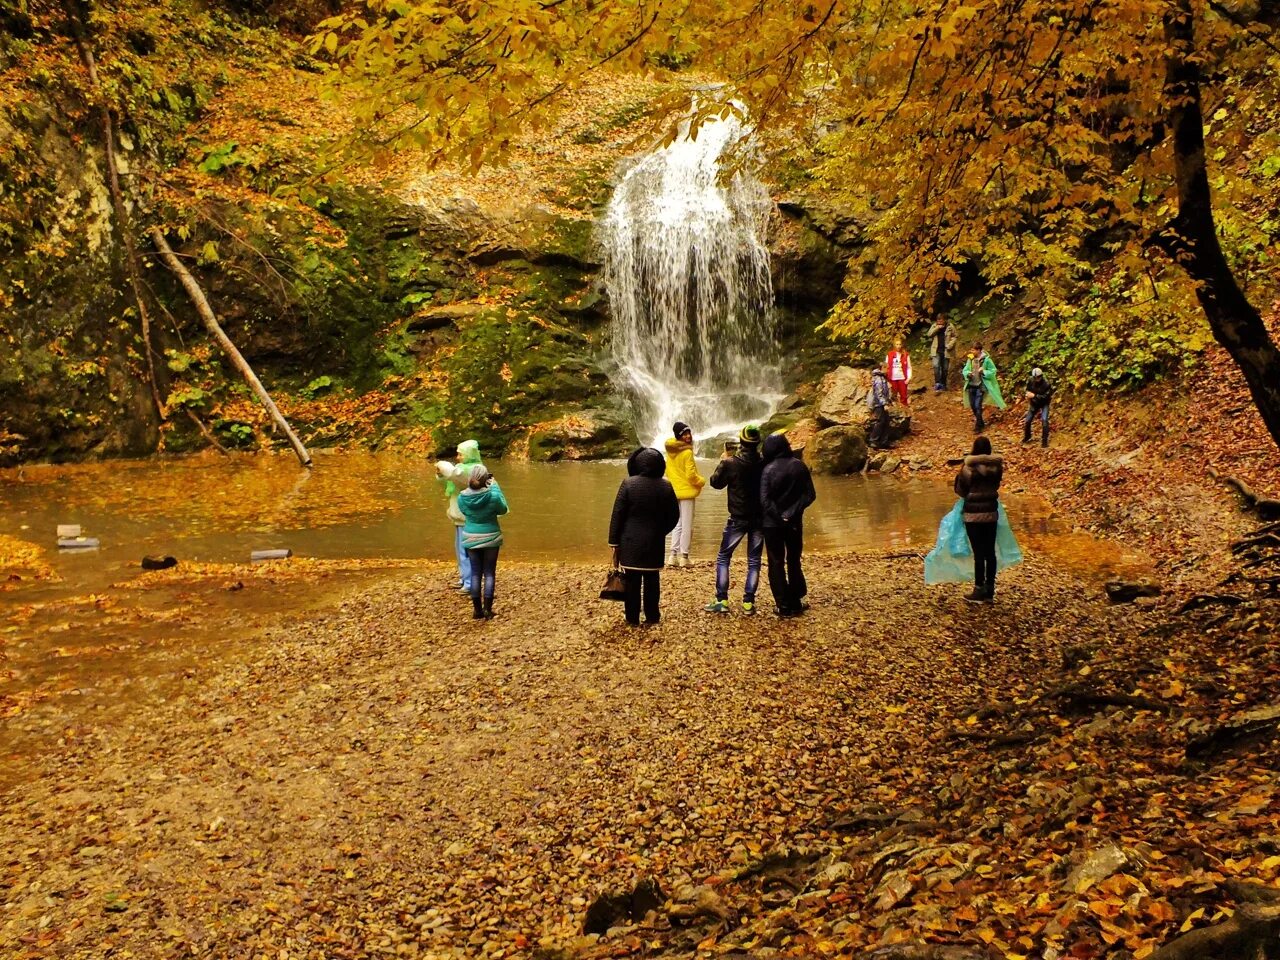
left=678, top=554, right=690, bottom=568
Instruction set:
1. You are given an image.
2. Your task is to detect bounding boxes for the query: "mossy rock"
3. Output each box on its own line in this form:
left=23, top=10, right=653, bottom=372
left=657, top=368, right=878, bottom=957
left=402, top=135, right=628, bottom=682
left=527, top=409, right=635, bottom=462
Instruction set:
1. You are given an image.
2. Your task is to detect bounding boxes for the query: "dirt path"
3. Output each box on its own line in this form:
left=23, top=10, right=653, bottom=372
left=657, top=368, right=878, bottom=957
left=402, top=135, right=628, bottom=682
left=0, top=554, right=1129, bottom=958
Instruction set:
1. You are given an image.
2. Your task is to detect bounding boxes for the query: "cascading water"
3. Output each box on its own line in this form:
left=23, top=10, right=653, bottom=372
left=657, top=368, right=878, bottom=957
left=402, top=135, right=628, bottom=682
left=599, top=113, right=780, bottom=449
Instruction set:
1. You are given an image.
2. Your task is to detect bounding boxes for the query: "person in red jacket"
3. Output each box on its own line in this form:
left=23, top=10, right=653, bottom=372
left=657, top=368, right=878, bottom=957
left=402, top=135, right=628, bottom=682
left=886, top=337, right=912, bottom=407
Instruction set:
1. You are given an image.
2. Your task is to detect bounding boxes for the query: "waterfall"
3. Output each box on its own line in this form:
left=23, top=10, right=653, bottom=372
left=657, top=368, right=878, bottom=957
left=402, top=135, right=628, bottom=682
left=599, top=113, right=780, bottom=449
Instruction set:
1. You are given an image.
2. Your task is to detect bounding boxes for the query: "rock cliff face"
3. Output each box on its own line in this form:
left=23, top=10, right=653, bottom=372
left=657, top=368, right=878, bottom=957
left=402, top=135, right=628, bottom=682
left=0, top=11, right=858, bottom=466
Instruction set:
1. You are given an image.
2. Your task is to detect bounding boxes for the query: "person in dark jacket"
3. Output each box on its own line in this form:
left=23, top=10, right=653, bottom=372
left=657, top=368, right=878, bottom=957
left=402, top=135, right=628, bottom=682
left=760, top=433, right=817, bottom=617
left=868, top=362, right=893, bottom=450
left=953, top=435, right=1004, bottom=602
left=1022, top=368, right=1055, bottom=447
left=704, top=424, right=765, bottom=615
left=608, top=447, right=681, bottom=626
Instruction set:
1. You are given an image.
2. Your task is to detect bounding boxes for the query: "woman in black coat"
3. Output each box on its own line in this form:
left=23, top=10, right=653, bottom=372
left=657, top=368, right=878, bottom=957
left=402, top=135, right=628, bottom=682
left=954, top=435, right=1004, bottom=602
left=609, top=447, right=681, bottom=626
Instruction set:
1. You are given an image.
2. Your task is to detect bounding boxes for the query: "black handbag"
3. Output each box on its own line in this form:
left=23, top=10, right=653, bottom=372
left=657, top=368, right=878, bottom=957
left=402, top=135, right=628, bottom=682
left=600, top=568, right=627, bottom=601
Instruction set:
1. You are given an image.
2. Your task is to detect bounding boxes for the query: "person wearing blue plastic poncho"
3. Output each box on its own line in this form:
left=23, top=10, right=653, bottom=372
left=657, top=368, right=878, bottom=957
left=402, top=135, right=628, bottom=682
left=924, top=436, right=1023, bottom=601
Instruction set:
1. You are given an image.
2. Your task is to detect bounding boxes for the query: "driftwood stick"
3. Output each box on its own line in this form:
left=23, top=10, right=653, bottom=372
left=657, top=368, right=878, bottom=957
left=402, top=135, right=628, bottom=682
left=184, top=409, right=229, bottom=455
left=151, top=228, right=311, bottom=467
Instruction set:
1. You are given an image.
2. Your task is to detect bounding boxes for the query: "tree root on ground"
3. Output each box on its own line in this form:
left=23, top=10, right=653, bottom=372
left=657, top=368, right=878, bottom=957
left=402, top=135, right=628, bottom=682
left=1176, top=592, right=1246, bottom=614
left=1185, top=705, right=1280, bottom=760
left=1046, top=682, right=1176, bottom=715
left=1146, top=901, right=1280, bottom=960
left=1208, top=467, right=1280, bottom=521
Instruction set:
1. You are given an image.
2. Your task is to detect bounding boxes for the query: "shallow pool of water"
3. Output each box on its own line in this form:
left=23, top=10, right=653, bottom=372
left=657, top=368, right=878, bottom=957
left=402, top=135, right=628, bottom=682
left=1, top=450, right=1064, bottom=592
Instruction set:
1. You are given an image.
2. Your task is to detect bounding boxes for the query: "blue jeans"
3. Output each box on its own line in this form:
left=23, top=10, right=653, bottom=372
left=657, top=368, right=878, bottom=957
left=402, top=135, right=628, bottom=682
left=932, top=354, right=949, bottom=389
left=455, top=526, right=471, bottom=589
left=967, top=385, right=985, bottom=430
left=1024, top=403, right=1050, bottom=432
left=715, top=519, right=764, bottom=602
left=467, top=546, right=499, bottom=602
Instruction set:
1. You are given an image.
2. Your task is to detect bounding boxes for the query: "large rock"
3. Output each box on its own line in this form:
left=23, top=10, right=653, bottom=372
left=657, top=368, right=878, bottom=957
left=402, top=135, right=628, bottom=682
left=526, top=409, right=634, bottom=461
left=808, top=425, right=869, bottom=475
left=783, top=418, right=819, bottom=459
left=815, top=366, right=873, bottom=426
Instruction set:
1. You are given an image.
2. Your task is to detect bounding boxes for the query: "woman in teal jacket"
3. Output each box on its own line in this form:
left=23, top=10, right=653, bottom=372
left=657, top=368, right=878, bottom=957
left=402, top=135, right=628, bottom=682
left=457, top=465, right=509, bottom=620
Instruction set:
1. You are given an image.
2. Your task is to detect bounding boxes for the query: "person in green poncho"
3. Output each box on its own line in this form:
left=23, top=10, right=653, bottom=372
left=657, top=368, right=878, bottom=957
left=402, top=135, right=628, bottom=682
left=961, top=343, right=1006, bottom=432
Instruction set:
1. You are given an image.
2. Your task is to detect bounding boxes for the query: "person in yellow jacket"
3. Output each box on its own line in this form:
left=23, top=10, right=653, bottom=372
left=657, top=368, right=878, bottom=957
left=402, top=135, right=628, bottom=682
left=664, top=420, right=705, bottom=567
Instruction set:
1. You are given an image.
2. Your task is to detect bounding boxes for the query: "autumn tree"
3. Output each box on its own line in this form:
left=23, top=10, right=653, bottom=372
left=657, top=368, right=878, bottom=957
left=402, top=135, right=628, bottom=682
left=318, top=0, right=1280, bottom=448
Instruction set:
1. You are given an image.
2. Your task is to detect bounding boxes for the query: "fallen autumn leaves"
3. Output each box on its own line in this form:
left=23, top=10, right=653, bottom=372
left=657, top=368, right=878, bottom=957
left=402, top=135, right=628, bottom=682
left=1, top=545, right=1276, bottom=959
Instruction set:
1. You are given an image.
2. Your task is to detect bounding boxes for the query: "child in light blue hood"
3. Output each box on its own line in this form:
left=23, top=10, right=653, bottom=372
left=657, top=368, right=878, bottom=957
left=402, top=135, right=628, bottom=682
left=457, top=464, right=509, bottom=620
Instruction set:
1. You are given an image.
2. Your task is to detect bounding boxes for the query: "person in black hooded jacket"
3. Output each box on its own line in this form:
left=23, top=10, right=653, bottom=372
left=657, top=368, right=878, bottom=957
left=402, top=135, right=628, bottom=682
left=609, top=447, right=681, bottom=625
left=759, top=433, right=817, bottom=617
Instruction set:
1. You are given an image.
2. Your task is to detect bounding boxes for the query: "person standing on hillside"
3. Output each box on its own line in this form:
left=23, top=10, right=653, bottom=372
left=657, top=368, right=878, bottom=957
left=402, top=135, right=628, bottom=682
left=961, top=344, right=1006, bottom=432
left=926, top=314, right=958, bottom=390
left=704, top=424, right=765, bottom=616
left=664, top=421, right=705, bottom=567
left=1022, top=368, right=1055, bottom=447
left=760, top=434, right=817, bottom=618
left=868, top=362, right=893, bottom=450
left=886, top=336, right=912, bottom=407
left=435, top=460, right=470, bottom=592
left=953, top=436, right=1003, bottom=602
left=609, top=447, right=681, bottom=626
left=457, top=465, right=508, bottom=620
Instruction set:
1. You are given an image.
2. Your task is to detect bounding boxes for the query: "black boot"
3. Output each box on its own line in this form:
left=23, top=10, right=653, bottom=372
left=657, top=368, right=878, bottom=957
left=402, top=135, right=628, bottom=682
left=472, top=596, right=485, bottom=619
left=1022, top=425, right=1032, bottom=443
left=483, top=597, right=495, bottom=620
left=1041, top=426, right=1050, bottom=448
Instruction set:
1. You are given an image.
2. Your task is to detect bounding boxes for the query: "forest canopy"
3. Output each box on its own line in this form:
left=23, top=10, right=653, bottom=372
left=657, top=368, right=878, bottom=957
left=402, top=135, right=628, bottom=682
left=317, top=0, right=1280, bottom=446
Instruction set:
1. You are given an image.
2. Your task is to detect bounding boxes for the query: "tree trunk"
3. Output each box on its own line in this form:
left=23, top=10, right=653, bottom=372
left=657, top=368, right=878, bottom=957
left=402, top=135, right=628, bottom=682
left=151, top=229, right=312, bottom=467
left=65, top=2, right=165, bottom=421
left=1159, top=0, right=1280, bottom=449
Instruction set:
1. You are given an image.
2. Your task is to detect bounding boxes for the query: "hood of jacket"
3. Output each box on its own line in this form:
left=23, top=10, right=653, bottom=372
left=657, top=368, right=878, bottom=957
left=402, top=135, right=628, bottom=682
left=964, top=453, right=1003, bottom=476
left=459, top=483, right=499, bottom=510
left=762, top=433, right=792, bottom=463
left=631, top=447, right=666, bottom=478
left=665, top=437, right=693, bottom=456
left=457, top=439, right=482, bottom=464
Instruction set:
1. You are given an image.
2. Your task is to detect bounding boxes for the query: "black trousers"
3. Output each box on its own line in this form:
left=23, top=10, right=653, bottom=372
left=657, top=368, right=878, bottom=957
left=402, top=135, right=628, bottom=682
left=623, top=569, right=660, bottom=625
left=763, top=524, right=807, bottom=611
left=869, top=404, right=890, bottom=448
left=965, top=521, right=998, bottom=595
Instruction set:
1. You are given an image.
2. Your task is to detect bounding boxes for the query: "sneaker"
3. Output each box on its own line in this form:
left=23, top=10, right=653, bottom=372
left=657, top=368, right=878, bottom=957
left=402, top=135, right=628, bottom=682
left=741, top=601, right=756, bottom=615
left=964, top=588, right=989, bottom=603
left=775, top=606, right=799, bottom=618
left=678, top=554, right=690, bottom=568
left=704, top=599, right=730, bottom=614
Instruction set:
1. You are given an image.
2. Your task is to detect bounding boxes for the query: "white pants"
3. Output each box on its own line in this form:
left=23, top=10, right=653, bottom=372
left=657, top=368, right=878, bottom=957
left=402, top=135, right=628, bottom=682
left=670, top=499, right=695, bottom=557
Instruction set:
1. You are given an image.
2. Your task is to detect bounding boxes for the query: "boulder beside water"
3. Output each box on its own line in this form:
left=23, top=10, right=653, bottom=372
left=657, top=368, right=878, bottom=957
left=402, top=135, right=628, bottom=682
left=525, top=408, right=634, bottom=462
left=808, top=425, right=869, bottom=474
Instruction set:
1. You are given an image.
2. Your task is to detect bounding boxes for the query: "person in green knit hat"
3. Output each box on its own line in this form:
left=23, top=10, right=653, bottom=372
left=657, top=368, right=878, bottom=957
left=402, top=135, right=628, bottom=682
left=704, top=424, right=766, bottom=615
left=961, top=343, right=1006, bottom=432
